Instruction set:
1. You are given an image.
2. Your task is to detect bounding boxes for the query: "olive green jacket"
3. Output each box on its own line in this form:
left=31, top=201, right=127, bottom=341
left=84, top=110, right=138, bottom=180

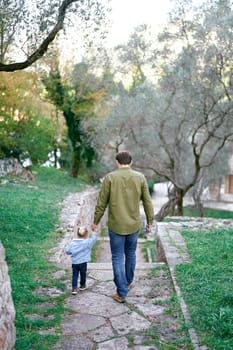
left=93, top=168, right=154, bottom=234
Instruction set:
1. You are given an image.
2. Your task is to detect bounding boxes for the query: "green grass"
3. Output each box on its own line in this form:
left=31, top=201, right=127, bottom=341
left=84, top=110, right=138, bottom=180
left=164, top=206, right=233, bottom=222
left=183, top=206, right=233, bottom=219
left=141, top=239, right=156, bottom=262
left=0, top=167, right=86, bottom=350
left=176, top=228, right=233, bottom=350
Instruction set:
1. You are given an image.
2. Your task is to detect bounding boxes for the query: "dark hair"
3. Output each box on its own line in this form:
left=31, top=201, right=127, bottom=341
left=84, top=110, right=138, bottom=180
left=115, top=151, right=132, bottom=165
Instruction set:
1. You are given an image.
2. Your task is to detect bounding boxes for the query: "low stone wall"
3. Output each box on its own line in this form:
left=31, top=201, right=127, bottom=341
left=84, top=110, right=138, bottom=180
left=49, top=186, right=107, bottom=268
left=0, top=242, right=16, bottom=350
left=0, top=158, right=23, bottom=176
left=156, top=217, right=233, bottom=265
left=0, top=158, right=33, bottom=181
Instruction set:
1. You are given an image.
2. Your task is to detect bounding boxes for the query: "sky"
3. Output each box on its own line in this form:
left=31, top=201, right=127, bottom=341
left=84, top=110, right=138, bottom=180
left=60, top=0, right=205, bottom=66
left=106, top=0, right=174, bottom=46
left=59, top=0, right=174, bottom=65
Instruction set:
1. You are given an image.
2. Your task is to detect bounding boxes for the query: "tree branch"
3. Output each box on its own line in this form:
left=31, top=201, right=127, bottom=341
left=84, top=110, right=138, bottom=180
left=0, top=0, right=79, bottom=72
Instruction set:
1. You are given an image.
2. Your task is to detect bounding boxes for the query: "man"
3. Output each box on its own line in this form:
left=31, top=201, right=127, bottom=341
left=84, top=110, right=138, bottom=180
left=91, top=151, right=154, bottom=303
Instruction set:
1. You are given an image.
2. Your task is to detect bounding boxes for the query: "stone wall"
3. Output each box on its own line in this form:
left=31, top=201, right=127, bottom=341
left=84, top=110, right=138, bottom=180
left=49, top=186, right=107, bottom=268
left=0, top=158, right=24, bottom=176
left=0, top=159, right=33, bottom=181
left=0, top=242, right=16, bottom=350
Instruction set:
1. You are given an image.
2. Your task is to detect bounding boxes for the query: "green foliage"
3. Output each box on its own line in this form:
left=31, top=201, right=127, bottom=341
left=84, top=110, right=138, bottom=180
left=0, top=111, right=56, bottom=162
left=42, top=70, right=64, bottom=109
left=176, top=229, right=233, bottom=349
left=0, top=167, right=85, bottom=349
left=19, top=114, right=57, bottom=163
left=0, top=71, right=57, bottom=163
left=42, top=65, right=99, bottom=177
left=0, top=110, right=18, bottom=157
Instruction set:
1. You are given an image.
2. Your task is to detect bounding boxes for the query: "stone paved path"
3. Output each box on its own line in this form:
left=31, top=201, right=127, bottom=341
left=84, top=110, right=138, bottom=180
left=51, top=190, right=193, bottom=350
left=51, top=188, right=233, bottom=350
left=53, top=256, right=192, bottom=350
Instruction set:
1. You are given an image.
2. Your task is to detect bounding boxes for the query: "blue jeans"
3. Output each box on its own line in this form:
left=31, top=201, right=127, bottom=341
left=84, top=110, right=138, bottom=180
left=72, top=262, right=87, bottom=288
left=109, top=229, right=139, bottom=297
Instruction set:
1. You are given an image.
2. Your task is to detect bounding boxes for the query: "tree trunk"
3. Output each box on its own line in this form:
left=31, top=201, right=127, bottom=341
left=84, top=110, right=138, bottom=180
left=155, top=186, right=178, bottom=221
left=176, top=188, right=184, bottom=216
left=71, top=146, right=81, bottom=178
left=197, top=202, right=204, bottom=217
left=53, top=148, right=58, bottom=168
left=155, top=186, right=185, bottom=221
left=193, top=192, right=204, bottom=217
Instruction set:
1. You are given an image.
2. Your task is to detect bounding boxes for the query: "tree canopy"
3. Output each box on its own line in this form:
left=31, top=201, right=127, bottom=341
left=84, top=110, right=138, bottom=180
left=0, top=71, right=57, bottom=162
left=84, top=0, right=233, bottom=219
left=0, top=0, right=109, bottom=71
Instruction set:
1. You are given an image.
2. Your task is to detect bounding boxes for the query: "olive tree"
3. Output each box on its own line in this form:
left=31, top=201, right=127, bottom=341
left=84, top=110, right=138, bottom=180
left=88, top=0, right=233, bottom=220
left=113, top=24, right=158, bottom=88
left=0, top=0, right=109, bottom=72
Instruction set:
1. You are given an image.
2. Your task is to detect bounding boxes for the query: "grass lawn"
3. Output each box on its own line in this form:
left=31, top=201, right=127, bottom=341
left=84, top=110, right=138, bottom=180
left=0, top=167, right=86, bottom=350
left=176, top=228, right=233, bottom=350
left=183, top=206, right=233, bottom=219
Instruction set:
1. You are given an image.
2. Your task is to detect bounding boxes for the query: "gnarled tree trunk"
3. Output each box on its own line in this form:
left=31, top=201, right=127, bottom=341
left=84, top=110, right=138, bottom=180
left=155, top=186, right=185, bottom=221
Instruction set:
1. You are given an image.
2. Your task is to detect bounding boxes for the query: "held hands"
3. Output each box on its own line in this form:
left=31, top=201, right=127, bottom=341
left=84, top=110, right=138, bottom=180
left=91, top=223, right=97, bottom=231
left=147, top=224, right=152, bottom=232
left=145, top=224, right=152, bottom=233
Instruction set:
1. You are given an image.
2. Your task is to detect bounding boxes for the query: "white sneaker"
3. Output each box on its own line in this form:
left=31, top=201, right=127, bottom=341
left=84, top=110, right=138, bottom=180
left=79, top=285, right=86, bottom=291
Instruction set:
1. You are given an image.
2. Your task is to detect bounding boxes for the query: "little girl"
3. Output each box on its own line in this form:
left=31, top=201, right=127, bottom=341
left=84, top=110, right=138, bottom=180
left=65, top=226, right=98, bottom=295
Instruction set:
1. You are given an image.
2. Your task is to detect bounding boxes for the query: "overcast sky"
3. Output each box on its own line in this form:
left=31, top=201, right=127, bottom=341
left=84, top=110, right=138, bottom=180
left=60, top=0, right=205, bottom=66
left=106, top=0, right=174, bottom=46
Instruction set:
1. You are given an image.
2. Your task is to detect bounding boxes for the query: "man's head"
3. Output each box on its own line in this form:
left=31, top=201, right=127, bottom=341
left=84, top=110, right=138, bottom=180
left=115, top=151, right=132, bottom=166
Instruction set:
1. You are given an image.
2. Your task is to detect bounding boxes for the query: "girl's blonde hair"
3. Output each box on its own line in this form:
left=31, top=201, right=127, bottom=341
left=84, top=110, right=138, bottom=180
left=77, top=226, right=89, bottom=239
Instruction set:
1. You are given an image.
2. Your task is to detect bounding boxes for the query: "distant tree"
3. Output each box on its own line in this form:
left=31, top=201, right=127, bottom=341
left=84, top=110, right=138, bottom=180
left=0, top=0, right=109, bottom=72
left=0, top=71, right=57, bottom=162
left=43, top=61, right=106, bottom=177
left=80, top=67, right=129, bottom=173
left=114, top=24, right=157, bottom=88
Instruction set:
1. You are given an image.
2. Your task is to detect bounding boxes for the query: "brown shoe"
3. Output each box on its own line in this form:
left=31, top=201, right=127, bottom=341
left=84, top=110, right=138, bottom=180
left=112, top=293, right=126, bottom=303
